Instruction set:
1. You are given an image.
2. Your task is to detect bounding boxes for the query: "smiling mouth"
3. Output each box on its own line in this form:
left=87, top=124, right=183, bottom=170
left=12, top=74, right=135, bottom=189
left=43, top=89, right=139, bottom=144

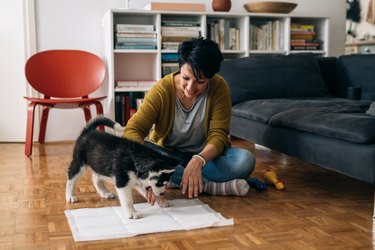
left=185, top=89, right=195, bottom=95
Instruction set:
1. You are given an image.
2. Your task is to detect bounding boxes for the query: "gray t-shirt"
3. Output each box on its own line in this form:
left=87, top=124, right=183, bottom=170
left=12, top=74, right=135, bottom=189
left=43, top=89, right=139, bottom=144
left=164, top=87, right=208, bottom=153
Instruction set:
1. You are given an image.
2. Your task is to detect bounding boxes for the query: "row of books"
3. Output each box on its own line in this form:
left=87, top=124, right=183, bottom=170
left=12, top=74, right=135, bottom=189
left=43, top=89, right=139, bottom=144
left=249, top=20, right=284, bottom=51
left=207, top=19, right=240, bottom=51
left=114, top=92, right=144, bottom=126
left=290, top=23, right=322, bottom=50
left=161, top=19, right=201, bottom=50
left=113, top=22, right=323, bottom=52
left=115, top=24, right=157, bottom=50
left=161, top=53, right=179, bottom=77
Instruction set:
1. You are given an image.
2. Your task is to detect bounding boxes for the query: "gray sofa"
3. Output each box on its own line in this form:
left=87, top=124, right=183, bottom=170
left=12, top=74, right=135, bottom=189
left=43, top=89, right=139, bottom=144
left=219, top=53, right=375, bottom=185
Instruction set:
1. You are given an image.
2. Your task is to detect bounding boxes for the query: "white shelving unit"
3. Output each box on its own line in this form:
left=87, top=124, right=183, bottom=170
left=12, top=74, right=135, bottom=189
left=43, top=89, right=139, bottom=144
left=103, top=9, right=329, bottom=121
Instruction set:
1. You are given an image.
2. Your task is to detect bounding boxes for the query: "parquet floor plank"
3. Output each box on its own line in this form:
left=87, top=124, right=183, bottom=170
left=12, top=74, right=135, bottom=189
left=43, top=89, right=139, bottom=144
left=0, top=139, right=373, bottom=249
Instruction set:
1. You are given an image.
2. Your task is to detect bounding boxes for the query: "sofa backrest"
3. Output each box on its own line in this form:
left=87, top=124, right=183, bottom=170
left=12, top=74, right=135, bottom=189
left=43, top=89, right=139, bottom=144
left=335, top=54, right=375, bottom=100
left=219, top=53, right=329, bottom=105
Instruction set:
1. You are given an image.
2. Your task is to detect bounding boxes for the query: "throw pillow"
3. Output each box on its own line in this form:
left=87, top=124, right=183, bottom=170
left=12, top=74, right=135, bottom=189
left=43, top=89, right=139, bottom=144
left=219, top=53, right=329, bottom=105
left=336, top=54, right=375, bottom=100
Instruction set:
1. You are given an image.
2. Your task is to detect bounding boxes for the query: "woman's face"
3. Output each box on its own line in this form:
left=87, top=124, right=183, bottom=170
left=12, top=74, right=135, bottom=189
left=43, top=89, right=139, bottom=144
left=179, top=64, right=209, bottom=99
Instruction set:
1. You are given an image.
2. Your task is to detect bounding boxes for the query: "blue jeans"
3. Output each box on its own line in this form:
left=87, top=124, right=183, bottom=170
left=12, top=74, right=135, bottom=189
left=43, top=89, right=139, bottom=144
left=144, top=141, right=256, bottom=186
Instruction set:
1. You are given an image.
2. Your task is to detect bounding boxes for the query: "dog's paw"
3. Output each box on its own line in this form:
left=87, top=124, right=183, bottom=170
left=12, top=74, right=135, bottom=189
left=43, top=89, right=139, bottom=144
left=157, top=198, right=170, bottom=208
left=66, top=195, right=78, bottom=203
left=126, top=211, right=141, bottom=219
left=103, top=192, right=117, bottom=199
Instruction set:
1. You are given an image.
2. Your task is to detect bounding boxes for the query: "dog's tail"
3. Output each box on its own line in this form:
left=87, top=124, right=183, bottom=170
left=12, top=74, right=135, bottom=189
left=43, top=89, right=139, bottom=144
left=80, top=116, right=123, bottom=137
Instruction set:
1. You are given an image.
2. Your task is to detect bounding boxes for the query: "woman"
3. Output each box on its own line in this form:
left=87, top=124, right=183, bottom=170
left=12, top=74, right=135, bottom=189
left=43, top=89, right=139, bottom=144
left=123, top=37, right=255, bottom=202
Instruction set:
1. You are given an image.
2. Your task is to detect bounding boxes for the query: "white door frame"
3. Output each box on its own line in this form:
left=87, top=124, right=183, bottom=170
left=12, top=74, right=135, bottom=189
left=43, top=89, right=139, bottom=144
left=24, top=0, right=37, bottom=90
left=24, top=0, right=40, bottom=141
left=0, top=0, right=37, bottom=142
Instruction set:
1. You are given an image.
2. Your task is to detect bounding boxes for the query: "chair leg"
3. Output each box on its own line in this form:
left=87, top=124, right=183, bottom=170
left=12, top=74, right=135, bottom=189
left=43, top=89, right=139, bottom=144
left=83, top=106, right=92, bottom=122
left=38, top=106, right=50, bottom=144
left=25, top=102, right=37, bottom=157
left=373, top=187, right=375, bottom=218
left=95, top=102, right=104, bottom=116
left=95, top=102, right=105, bottom=131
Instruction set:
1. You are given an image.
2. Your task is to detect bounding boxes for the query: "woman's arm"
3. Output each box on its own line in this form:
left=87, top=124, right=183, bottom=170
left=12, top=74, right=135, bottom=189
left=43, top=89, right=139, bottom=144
left=206, top=75, right=232, bottom=153
left=181, top=76, right=232, bottom=198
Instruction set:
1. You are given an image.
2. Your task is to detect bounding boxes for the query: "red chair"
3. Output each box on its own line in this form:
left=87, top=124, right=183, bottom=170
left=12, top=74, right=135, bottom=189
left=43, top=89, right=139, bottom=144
left=24, top=50, right=106, bottom=157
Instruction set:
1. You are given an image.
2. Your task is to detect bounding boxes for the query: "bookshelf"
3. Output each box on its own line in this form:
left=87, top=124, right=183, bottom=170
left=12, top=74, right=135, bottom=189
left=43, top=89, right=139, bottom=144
left=104, top=9, right=329, bottom=123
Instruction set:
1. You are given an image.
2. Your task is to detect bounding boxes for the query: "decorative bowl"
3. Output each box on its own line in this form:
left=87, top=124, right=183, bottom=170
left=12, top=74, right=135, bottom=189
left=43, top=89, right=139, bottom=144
left=243, top=1, right=297, bottom=14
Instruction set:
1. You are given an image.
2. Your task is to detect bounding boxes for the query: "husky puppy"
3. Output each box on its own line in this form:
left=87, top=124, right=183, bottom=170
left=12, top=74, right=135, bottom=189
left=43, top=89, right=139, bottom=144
left=65, top=117, right=179, bottom=219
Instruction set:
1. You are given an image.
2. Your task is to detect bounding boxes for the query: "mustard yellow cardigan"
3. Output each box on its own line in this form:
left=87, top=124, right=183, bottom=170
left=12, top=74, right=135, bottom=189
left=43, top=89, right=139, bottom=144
left=123, top=72, right=232, bottom=154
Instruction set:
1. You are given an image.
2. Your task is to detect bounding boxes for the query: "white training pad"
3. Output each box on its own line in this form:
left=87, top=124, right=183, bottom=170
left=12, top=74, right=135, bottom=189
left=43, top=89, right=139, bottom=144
left=65, top=199, right=234, bottom=241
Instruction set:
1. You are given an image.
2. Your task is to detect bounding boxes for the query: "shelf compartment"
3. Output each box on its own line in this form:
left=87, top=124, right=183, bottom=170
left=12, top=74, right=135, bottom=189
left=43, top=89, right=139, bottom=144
left=114, top=53, right=158, bottom=82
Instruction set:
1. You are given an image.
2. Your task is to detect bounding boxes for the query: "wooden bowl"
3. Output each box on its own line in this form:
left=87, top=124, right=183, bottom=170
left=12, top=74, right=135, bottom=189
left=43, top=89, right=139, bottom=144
left=244, top=2, right=297, bottom=13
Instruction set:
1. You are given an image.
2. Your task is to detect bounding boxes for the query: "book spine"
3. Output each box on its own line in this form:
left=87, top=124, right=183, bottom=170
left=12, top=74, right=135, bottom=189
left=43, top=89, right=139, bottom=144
left=116, top=24, right=154, bottom=32
left=219, top=19, right=225, bottom=50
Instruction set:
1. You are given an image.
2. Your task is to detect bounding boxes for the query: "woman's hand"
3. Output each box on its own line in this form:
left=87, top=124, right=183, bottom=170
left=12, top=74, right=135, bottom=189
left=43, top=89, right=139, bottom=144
left=181, top=156, right=204, bottom=198
left=145, top=186, right=168, bottom=206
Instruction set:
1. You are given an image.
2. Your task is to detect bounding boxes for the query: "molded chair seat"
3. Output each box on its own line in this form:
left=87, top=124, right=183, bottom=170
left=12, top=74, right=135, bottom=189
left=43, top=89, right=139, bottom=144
left=24, top=96, right=106, bottom=106
left=24, top=50, right=107, bottom=157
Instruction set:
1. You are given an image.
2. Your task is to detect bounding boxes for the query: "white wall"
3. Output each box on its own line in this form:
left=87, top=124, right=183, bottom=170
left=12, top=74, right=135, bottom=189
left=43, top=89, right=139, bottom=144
left=0, top=0, right=35, bottom=142
left=33, top=0, right=346, bottom=142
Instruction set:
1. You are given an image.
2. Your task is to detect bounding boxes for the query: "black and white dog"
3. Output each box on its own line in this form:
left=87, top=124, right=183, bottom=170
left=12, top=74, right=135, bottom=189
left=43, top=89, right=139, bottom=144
left=65, top=117, right=179, bottom=219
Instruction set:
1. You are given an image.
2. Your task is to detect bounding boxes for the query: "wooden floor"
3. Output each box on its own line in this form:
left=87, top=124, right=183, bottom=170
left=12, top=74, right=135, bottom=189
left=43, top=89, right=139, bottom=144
left=0, top=139, right=373, bottom=250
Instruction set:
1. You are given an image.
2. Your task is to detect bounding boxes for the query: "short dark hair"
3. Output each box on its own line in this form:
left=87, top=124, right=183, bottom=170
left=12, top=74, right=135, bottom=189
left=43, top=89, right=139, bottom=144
left=177, top=37, right=223, bottom=79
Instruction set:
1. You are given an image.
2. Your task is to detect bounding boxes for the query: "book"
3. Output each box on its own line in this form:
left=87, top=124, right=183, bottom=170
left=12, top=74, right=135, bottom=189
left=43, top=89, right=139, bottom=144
left=121, top=95, right=130, bottom=126
left=161, top=42, right=180, bottom=50
left=116, top=80, right=156, bottom=88
left=291, top=45, right=319, bottom=50
left=290, top=34, right=315, bottom=40
left=161, top=36, right=198, bottom=42
left=115, top=44, right=157, bottom=50
left=291, top=24, right=315, bottom=30
left=116, top=32, right=157, bottom=38
left=143, top=2, right=206, bottom=12
left=291, top=39, right=322, bottom=43
left=161, top=30, right=200, bottom=37
left=116, top=24, right=154, bottom=32
left=162, top=20, right=200, bottom=27
left=161, top=26, right=201, bottom=32
left=290, top=31, right=316, bottom=35
left=290, top=43, right=320, bottom=47
left=114, top=94, right=123, bottom=124
left=116, top=80, right=138, bottom=88
left=219, top=19, right=225, bottom=50
left=161, top=53, right=179, bottom=61
left=116, top=37, right=157, bottom=43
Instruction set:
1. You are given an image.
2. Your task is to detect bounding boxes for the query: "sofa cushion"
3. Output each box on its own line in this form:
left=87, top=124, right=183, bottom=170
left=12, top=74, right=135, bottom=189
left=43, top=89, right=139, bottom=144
left=219, top=53, right=329, bottom=105
left=269, top=106, right=375, bottom=144
left=335, top=54, right=375, bottom=100
left=232, top=97, right=370, bottom=123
